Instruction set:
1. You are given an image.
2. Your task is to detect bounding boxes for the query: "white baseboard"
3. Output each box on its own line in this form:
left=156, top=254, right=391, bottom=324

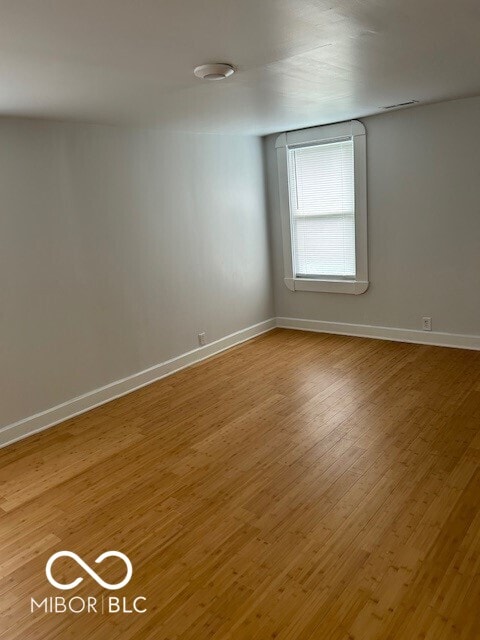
left=0, top=318, right=276, bottom=449
left=276, top=317, right=480, bottom=351
left=3, top=315, right=478, bottom=450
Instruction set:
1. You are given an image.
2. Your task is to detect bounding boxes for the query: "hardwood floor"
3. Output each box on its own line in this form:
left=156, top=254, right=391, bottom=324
left=1, top=328, right=479, bottom=639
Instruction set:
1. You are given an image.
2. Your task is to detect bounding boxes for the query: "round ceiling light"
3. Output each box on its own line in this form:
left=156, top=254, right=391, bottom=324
left=194, top=63, right=235, bottom=81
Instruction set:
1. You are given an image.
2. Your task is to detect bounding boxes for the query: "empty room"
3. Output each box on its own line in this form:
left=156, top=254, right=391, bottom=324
left=1, top=1, right=479, bottom=639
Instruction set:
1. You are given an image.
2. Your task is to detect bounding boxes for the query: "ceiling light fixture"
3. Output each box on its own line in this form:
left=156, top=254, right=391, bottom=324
left=194, top=63, right=235, bottom=81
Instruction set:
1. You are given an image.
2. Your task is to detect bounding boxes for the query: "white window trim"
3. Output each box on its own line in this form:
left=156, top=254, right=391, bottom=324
left=275, top=120, right=368, bottom=294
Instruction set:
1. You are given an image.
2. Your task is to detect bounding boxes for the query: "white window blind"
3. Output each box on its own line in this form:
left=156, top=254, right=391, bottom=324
left=287, top=138, right=356, bottom=278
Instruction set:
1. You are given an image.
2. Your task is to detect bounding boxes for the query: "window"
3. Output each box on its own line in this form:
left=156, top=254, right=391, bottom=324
left=276, top=120, right=368, bottom=294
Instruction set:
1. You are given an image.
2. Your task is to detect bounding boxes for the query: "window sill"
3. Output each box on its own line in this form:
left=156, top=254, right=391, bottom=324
left=284, top=278, right=369, bottom=295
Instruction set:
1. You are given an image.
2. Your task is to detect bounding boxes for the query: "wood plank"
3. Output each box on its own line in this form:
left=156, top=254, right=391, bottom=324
left=0, top=329, right=479, bottom=639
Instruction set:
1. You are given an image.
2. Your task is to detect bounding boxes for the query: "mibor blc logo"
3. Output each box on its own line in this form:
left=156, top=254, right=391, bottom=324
left=31, top=550, right=147, bottom=614
left=46, top=551, right=132, bottom=590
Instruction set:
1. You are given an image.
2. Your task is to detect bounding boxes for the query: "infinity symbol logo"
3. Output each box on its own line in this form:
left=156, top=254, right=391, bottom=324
left=46, top=551, right=133, bottom=591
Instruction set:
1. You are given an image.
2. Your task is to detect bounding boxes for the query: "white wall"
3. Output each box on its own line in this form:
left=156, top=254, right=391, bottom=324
left=265, top=97, right=480, bottom=338
left=0, top=119, right=273, bottom=430
left=4, top=96, right=480, bottom=435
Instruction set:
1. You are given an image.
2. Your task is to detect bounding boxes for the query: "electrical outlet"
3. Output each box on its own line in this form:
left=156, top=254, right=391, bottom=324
left=422, top=317, right=432, bottom=332
left=198, top=332, right=206, bottom=346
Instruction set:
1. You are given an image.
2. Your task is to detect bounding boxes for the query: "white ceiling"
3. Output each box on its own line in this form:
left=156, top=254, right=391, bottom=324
left=1, top=0, right=480, bottom=135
